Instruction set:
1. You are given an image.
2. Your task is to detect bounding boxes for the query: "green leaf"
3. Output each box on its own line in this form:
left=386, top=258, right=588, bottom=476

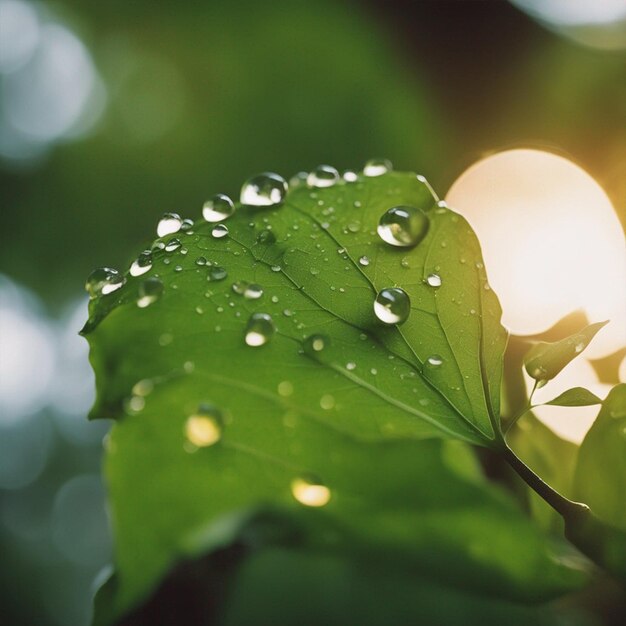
left=574, top=383, right=626, bottom=530
left=541, top=387, right=602, bottom=407
left=523, top=320, right=608, bottom=385
left=84, top=171, right=585, bottom=621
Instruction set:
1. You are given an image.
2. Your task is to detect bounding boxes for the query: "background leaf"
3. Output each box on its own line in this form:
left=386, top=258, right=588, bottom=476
left=524, top=321, right=608, bottom=384
left=84, top=171, right=585, bottom=621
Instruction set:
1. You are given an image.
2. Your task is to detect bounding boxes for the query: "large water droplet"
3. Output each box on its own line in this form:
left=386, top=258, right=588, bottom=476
left=245, top=313, right=275, bottom=347
left=157, top=212, right=182, bottom=237
left=378, top=206, right=429, bottom=248
left=291, top=476, right=331, bottom=507
left=85, top=268, right=125, bottom=298
left=130, top=251, right=153, bottom=277
left=240, top=173, right=288, bottom=207
left=165, top=238, right=181, bottom=252
left=426, top=273, right=442, bottom=288
left=137, top=277, right=164, bottom=308
left=307, top=165, right=339, bottom=188
left=363, top=158, right=392, bottom=177
left=185, top=404, right=223, bottom=448
left=202, top=194, right=235, bottom=222
left=374, top=287, right=411, bottom=325
left=211, top=224, right=229, bottom=239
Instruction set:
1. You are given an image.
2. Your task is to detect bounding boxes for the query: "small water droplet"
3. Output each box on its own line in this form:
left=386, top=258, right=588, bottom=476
left=278, top=380, right=294, bottom=397
left=307, top=164, right=339, bottom=188
left=377, top=206, right=429, bottom=247
left=181, top=218, right=194, bottom=231
left=165, top=238, right=181, bottom=252
left=363, top=158, right=392, bottom=177
left=244, top=284, right=263, bottom=300
left=426, top=273, right=442, bottom=288
left=358, top=255, right=370, bottom=266
left=256, top=229, right=276, bottom=244
left=346, top=362, right=356, bottom=371
left=185, top=405, right=223, bottom=448
left=85, top=267, right=125, bottom=298
left=130, top=251, right=153, bottom=277
left=271, top=265, right=281, bottom=272
left=289, top=171, right=308, bottom=187
left=342, top=169, right=358, bottom=183
left=320, top=394, right=335, bottom=410
left=202, top=194, right=235, bottom=222
left=574, top=341, right=585, bottom=353
left=303, top=334, right=329, bottom=356
left=241, top=172, right=288, bottom=206
left=208, top=266, right=227, bottom=281
left=291, top=476, right=331, bottom=507
left=245, top=313, right=275, bottom=347
left=374, top=287, right=411, bottom=325
left=426, top=355, right=443, bottom=367
left=211, top=224, right=229, bottom=239
left=137, top=277, right=164, bottom=308
left=157, top=212, right=182, bottom=237
left=196, top=256, right=208, bottom=266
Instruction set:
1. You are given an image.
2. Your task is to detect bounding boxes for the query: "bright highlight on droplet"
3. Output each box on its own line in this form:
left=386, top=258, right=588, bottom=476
left=290, top=477, right=331, bottom=507
left=184, top=410, right=223, bottom=447
left=446, top=149, right=626, bottom=358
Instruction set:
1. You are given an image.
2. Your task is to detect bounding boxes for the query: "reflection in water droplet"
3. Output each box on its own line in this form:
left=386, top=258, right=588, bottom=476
left=137, top=277, right=164, bottom=308
left=245, top=313, right=275, bottom=347
left=211, top=224, right=229, bottom=239
left=165, top=238, right=181, bottom=252
left=130, top=251, right=153, bottom=277
left=208, top=266, right=227, bottom=281
left=244, top=284, right=263, bottom=300
left=378, top=206, right=429, bottom=248
left=203, top=194, right=235, bottom=222
left=241, top=172, right=288, bottom=207
left=291, top=476, right=331, bottom=507
left=426, top=273, right=442, bottom=288
left=85, top=268, right=125, bottom=298
left=427, top=355, right=443, bottom=367
left=303, top=334, right=329, bottom=356
left=185, top=405, right=223, bottom=448
left=358, top=256, right=370, bottom=267
left=181, top=218, right=194, bottom=231
left=307, top=165, right=339, bottom=188
left=374, top=288, right=410, bottom=325
left=363, top=158, right=392, bottom=177
left=157, top=213, right=182, bottom=237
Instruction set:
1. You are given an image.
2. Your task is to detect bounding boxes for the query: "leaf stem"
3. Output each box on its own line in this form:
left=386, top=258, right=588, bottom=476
left=500, top=444, right=588, bottom=519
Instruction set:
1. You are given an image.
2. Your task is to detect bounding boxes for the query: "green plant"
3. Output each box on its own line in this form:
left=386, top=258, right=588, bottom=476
left=83, top=165, right=626, bottom=625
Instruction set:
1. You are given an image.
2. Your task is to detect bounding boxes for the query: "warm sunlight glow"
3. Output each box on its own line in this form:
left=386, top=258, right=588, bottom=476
left=446, top=149, right=626, bottom=359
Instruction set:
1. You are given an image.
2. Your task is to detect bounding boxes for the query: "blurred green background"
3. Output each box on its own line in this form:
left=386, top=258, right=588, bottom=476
left=0, top=0, right=624, bottom=624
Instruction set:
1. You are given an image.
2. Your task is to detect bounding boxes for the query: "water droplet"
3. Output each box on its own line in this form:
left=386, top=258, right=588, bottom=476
left=374, top=287, right=411, bottom=325
left=208, top=266, right=227, bottom=281
left=574, top=341, right=585, bottom=353
left=320, top=394, right=335, bottom=410
left=211, top=224, right=229, bottom=239
left=165, top=238, right=181, bottom=252
left=270, top=265, right=281, bottom=272
left=244, top=284, right=263, bottom=300
left=291, top=476, right=331, bottom=507
left=363, top=158, right=392, bottom=177
left=130, top=251, right=153, bottom=277
left=240, top=172, right=288, bottom=206
left=307, top=164, right=339, bottom=188
left=202, top=194, right=235, bottom=222
left=427, top=355, right=443, bottom=367
left=157, top=212, right=182, bottom=237
left=343, top=170, right=358, bottom=182
left=245, top=313, right=275, bottom=347
left=137, top=277, right=164, bottom=308
left=426, top=273, right=442, bottom=288
left=347, top=222, right=360, bottom=233
left=289, top=171, right=308, bottom=187
left=181, top=218, right=194, bottom=231
left=278, top=381, right=294, bottom=397
left=256, top=229, right=276, bottom=244
left=346, top=362, right=356, bottom=371
left=401, top=257, right=410, bottom=268
left=303, top=334, right=329, bottom=356
left=85, top=267, right=125, bottom=298
left=195, top=256, right=208, bottom=266
left=358, top=256, right=370, bottom=266
left=185, top=405, right=223, bottom=448
left=377, top=206, right=429, bottom=247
